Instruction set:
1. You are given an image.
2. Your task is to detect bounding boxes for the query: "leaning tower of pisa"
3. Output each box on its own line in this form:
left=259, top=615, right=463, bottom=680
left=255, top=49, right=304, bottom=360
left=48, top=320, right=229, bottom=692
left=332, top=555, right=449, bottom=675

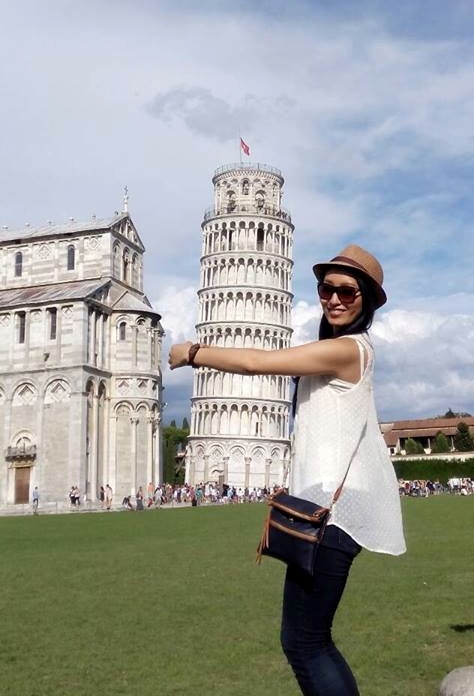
left=185, top=161, right=294, bottom=491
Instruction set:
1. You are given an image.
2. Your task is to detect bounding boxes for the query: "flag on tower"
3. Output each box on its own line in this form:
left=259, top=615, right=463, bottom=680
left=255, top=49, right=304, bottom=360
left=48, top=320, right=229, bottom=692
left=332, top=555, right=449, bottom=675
left=240, top=137, right=250, bottom=156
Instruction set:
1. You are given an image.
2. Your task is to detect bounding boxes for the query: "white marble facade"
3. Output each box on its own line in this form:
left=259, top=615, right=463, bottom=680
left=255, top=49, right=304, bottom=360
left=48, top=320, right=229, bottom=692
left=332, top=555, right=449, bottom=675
left=0, top=211, right=163, bottom=507
left=186, top=163, right=294, bottom=489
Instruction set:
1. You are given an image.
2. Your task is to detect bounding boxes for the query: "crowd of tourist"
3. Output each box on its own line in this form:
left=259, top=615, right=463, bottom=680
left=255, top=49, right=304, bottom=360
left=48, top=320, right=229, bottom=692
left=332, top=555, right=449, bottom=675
left=122, top=482, right=275, bottom=509
left=55, top=477, right=473, bottom=514
left=398, top=478, right=473, bottom=496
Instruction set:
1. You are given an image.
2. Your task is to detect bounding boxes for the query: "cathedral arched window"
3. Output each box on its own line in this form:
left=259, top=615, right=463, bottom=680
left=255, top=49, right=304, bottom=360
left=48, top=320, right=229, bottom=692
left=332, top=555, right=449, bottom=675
left=242, top=179, right=249, bottom=195
left=132, top=253, right=139, bottom=286
left=113, top=243, right=120, bottom=276
left=122, top=249, right=130, bottom=283
left=226, top=191, right=236, bottom=213
left=16, top=312, right=26, bottom=343
left=67, top=244, right=75, bottom=270
left=15, top=251, right=23, bottom=277
left=118, top=321, right=126, bottom=341
left=255, top=191, right=265, bottom=211
left=48, top=307, right=57, bottom=340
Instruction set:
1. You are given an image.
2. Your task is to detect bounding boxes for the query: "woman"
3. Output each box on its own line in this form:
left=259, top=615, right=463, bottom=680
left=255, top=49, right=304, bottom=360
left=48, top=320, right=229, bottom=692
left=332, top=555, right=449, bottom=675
left=136, top=485, right=144, bottom=511
left=168, top=244, right=406, bottom=696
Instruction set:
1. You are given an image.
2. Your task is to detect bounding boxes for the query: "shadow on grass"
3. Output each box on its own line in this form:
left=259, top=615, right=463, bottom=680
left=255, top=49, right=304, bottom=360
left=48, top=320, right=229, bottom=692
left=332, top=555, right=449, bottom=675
left=450, top=624, right=474, bottom=632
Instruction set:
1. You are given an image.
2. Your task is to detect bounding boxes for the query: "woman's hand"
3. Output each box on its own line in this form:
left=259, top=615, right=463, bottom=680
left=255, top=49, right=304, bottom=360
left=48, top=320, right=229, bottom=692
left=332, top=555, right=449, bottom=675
left=168, top=341, right=194, bottom=370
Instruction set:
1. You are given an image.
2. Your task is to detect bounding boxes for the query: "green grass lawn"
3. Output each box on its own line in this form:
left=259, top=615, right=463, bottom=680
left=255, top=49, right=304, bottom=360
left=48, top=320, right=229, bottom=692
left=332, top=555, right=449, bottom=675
left=0, top=496, right=472, bottom=696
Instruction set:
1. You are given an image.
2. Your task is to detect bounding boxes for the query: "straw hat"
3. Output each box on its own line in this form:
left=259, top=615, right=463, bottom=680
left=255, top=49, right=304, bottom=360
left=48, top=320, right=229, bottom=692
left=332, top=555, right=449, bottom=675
left=313, top=244, right=387, bottom=308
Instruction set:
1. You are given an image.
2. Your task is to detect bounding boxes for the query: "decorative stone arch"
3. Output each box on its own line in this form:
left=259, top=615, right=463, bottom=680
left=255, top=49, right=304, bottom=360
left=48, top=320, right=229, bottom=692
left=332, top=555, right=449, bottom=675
left=135, top=315, right=147, bottom=328
left=237, top=257, right=246, bottom=284
left=247, top=445, right=265, bottom=489
left=242, top=327, right=252, bottom=349
left=12, top=382, right=38, bottom=406
left=115, top=314, right=130, bottom=341
left=194, top=444, right=205, bottom=471
left=210, top=404, right=219, bottom=434
left=85, top=376, right=98, bottom=398
left=114, top=401, right=134, bottom=417
left=44, top=377, right=71, bottom=404
left=229, top=445, right=245, bottom=481
left=224, top=327, right=233, bottom=348
left=229, top=404, right=240, bottom=435
left=98, top=379, right=110, bottom=403
left=240, top=404, right=249, bottom=434
left=218, top=257, right=226, bottom=284
left=130, top=398, right=147, bottom=416
left=234, top=327, right=243, bottom=348
left=220, top=404, right=229, bottom=433
left=247, top=407, right=257, bottom=438
left=209, top=445, right=224, bottom=482
left=244, top=292, right=253, bottom=321
left=9, top=429, right=34, bottom=450
left=227, top=257, right=236, bottom=284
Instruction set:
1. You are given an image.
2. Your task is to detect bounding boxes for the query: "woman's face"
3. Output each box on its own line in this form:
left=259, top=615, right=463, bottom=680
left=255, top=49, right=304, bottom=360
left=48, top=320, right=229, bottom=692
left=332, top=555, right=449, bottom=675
left=319, top=271, right=363, bottom=332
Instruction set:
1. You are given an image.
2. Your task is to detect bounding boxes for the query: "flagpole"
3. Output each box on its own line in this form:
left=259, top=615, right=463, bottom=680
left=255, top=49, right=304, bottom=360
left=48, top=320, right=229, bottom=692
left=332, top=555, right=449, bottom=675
left=239, top=132, right=242, bottom=165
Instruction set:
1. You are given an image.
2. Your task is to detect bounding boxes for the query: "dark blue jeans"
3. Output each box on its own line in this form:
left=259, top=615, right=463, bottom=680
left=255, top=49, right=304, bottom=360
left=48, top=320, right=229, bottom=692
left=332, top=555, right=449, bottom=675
left=280, top=525, right=362, bottom=696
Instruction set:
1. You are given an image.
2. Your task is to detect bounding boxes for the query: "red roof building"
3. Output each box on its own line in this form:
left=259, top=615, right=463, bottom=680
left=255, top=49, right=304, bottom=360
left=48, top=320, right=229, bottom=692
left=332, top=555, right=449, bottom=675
left=380, top=417, right=474, bottom=455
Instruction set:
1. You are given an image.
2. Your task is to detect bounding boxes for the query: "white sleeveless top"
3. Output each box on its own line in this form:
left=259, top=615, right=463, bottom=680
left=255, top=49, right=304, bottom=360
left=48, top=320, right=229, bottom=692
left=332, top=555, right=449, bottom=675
left=290, top=333, right=406, bottom=556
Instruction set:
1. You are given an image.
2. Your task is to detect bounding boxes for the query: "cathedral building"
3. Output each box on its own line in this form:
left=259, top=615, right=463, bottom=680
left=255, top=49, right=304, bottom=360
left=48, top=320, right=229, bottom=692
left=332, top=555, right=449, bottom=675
left=185, top=162, right=294, bottom=489
left=0, top=202, right=163, bottom=509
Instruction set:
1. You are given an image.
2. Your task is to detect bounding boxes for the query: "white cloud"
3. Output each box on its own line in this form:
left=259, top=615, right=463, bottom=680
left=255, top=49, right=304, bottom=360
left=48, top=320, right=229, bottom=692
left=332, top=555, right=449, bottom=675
left=154, top=285, right=198, bottom=344
left=373, top=308, right=474, bottom=419
left=2, top=1, right=474, bottom=422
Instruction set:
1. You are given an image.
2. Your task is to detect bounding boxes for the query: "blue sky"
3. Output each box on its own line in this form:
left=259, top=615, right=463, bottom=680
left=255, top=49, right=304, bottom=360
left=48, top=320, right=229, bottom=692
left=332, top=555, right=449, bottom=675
left=2, top=0, right=474, bottom=424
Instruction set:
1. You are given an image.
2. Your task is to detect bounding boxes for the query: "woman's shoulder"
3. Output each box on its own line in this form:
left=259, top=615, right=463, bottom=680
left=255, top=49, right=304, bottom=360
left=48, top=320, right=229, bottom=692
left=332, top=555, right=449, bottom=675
left=337, top=332, right=373, bottom=352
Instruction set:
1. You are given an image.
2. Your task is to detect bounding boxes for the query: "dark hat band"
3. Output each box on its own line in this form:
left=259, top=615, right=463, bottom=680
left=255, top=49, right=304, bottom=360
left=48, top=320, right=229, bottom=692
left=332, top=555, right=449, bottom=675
left=330, top=255, right=368, bottom=274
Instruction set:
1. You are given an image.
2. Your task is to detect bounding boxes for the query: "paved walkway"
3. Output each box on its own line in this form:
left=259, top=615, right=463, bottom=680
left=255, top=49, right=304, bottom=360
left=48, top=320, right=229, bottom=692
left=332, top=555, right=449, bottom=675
left=0, top=500, right=192, bottom=517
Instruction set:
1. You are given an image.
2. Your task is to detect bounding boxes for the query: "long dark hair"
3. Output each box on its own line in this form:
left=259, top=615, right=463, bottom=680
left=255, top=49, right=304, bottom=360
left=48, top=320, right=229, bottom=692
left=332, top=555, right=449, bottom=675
left=318, top=272, right=377, bottom=340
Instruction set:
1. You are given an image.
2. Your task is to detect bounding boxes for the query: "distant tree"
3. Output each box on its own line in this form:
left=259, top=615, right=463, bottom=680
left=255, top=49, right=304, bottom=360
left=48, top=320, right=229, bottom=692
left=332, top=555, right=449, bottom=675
left=169, top=419, right=177, bottom=428
left=453, top=422, right=474, bottom=452
left=431, top=431, right=450, bottom=454
left=405, top=438, right=425, bottom=455
left=162, top=424, right=188, bottom=483
left=437, top=408, right=472, bottom=418
left=181, top=417, right=190, bottom=431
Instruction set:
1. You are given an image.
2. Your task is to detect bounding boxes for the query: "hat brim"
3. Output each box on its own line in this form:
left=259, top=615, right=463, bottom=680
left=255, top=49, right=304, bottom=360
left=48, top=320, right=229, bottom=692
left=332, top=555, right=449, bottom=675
left=313, top=261, right=387, bottom=309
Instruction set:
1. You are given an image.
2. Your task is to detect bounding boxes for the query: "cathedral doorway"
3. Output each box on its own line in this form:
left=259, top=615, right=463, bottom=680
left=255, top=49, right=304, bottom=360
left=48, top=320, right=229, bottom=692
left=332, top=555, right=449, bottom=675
left=14, top=465, right=31, bottom=504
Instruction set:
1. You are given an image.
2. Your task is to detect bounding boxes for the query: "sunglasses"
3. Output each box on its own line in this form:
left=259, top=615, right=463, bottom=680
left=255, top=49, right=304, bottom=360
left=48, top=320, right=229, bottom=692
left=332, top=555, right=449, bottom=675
left=317, top=282, right=361, bottom=305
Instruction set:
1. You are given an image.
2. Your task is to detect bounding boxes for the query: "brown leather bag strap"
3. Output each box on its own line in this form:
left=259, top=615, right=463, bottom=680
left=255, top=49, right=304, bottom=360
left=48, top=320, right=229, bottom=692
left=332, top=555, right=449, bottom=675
left=329, top=421, right=366, bottom=508
left=330, top=462, right=352, bottom=507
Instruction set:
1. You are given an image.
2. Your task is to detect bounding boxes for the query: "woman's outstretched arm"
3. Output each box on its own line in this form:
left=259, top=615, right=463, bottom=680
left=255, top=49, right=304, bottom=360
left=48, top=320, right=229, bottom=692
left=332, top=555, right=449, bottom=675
left=168, top=338, right=362, bottom=382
